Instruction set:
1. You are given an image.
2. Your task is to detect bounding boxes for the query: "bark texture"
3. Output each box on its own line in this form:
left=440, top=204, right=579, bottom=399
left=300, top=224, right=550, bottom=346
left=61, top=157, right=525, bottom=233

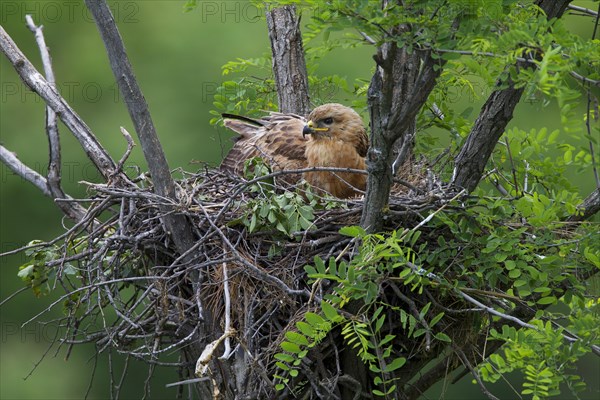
left=266, top=5, right=311, bottom=115
left=361, top=38, right=443, bottom=233
left=452, top=0, right=573, bottom=192
left=84, top=0, right=196, bottom=257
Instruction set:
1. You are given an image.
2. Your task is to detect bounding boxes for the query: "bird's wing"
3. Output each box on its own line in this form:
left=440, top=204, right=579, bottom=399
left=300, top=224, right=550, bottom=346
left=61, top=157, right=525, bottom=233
left=220, top=112, right=308, bottom=175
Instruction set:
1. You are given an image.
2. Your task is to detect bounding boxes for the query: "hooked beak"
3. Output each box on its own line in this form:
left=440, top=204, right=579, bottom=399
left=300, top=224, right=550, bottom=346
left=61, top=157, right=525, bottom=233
left=302, top=120, right=329, bottom=138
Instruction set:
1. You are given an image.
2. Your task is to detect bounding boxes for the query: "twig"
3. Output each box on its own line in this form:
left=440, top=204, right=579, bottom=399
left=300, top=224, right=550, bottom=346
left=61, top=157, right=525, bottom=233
left=0, top=287, right=30, bottom=308
left=219, top=262, right=233, bottom=360
left=196, top=201, right=308, bottom=298
left=454, top=347, right=500, bottom=400
left=358, top=31, right=376, bottom=45
left=117, top=127, right=135, bottom=173
left=0, top=25, right=118, bottom=179
left=165, top=377, right=210, bottom=388
left=406, top=189, right=466, bottom=234
left=389, top=282, right=432, bottom=351
left=504, top=137, right=520, bottom=195
left=0, top=145, right=51, bottom=197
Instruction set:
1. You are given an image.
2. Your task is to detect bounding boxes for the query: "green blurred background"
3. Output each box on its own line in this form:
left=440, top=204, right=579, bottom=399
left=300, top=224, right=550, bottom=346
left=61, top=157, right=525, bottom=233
left=0, top=1, right=598, bottom=399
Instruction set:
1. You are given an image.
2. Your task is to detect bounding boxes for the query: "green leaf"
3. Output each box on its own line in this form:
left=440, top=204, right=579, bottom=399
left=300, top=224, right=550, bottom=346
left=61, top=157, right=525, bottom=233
left=275, top=361, right=289, bottom=371
left=62, top=264, right=78, bottom=275
left=537, top=296, right=557, bottom=305
left=274, top=353, right=294, bottom=363
left=509, top=269, right=522, bottom=279
left=339, top=225, right=366, bottom=237
left=17, top=264, right=34, bottom=280
left=375, top=315, right=385, bottom=332
left=380, top=334, right=395, bottom=346
left=305, top=312, right=326, bottom=327
left=314, top=256, right=326, bottom=274
left=384, top=357, right=406, bottom=372
left=285, top=331, right=309, bottom=346
left=280, top=341, right=301, bottom=354
left=429, top=312, right=445, bottom=327
left=296, top=321, right=315, bottom=337
left=321, top=301, right=339, bottom=321
left=434, top=332, right=452, bottom=342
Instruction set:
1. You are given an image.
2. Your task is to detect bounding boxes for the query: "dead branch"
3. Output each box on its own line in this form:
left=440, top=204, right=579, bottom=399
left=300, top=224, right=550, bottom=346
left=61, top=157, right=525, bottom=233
left=23, top=15, right=92, bottom=224
left=83, top=0, right=196, bottom=257
left=0, top=25, right=118, bottom=180
left=0, top=145, right=51, bottom=197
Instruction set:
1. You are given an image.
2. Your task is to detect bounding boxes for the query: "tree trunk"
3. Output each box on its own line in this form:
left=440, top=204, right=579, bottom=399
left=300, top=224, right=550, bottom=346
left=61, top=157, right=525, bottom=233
left=361, top=42, right=443, bottom=233
left=452, top=0, right=573, bottom=192
left=452, top=86, right=524, bottom=192
left=266, top=5, right=311, bottom=115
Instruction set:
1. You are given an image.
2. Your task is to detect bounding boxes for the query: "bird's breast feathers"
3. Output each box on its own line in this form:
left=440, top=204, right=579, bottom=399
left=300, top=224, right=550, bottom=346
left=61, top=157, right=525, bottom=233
left=220, top=103, right=368, bottom=198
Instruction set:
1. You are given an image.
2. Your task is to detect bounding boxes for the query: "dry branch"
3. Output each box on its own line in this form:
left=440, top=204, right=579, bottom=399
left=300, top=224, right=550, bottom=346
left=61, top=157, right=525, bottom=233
left=0, top=146, right=51, bottom=197
left=83, top=0, right=196, bottom=257
left=24, top=15, right=91, bottom=224
left=0, top=25, right=118, bottom=180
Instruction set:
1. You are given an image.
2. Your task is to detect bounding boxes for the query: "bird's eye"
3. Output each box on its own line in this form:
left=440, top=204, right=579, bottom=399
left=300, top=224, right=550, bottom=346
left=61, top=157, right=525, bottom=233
left=323, top=117, right=334, bottom=125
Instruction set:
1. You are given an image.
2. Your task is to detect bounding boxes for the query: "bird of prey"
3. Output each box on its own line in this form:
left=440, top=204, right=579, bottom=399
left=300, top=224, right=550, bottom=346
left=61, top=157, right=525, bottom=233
left=220, top=103, right=368, bottom=198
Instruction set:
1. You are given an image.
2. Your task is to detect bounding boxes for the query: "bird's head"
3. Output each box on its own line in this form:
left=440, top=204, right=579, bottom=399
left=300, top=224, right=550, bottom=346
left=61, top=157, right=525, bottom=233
left=302, top=103, right=368, bottom=155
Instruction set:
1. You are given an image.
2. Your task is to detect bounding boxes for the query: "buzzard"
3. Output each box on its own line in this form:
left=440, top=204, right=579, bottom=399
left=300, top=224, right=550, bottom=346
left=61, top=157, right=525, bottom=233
left=220, top=103, right=368, bottom=198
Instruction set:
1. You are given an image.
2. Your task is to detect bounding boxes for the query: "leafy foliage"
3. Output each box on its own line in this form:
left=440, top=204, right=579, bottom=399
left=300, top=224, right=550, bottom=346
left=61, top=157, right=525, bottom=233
left=229, top=157, right=350, bottom=239
left=274, top=227, right=449, bottom=397
left=204, top=1, right=600, bottom=398
left=18, top=241, right=61, bottom=297
left=480, top=300, right=600, bottom=399
left=271, top=184, right=598, bottom=397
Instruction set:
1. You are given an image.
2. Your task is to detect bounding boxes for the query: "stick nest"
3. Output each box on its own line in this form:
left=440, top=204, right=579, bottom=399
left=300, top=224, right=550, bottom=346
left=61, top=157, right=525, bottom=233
left=23, top=164, right=465, bottom=398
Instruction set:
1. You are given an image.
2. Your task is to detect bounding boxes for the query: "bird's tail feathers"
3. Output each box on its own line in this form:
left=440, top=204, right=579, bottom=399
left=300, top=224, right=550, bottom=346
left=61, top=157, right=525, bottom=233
left=222, top=114, right=265, bottom=141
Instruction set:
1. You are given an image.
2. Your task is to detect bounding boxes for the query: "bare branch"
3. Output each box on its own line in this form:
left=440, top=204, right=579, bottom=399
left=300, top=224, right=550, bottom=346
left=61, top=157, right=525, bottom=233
left=0, top=145, right=51, bottom=197
left=0, top=25, right=118, bottom=180
left=83, top=0, right=196, bottom=257
left=454, top=347, right=500, bottom=400
left=218, top=262, right=233, bottom=360
left=24, top=15, right=92, bottom=223
left=117, top=127, right=135, bottom=172
left=0, top=145, right=90, bottom=223
left=567, top=4, right=598, bottom=17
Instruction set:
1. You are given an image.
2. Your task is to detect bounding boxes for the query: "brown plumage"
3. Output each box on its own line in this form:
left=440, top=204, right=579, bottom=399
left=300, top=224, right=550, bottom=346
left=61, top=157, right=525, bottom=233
left=220, top=103, right=368, bottom=198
